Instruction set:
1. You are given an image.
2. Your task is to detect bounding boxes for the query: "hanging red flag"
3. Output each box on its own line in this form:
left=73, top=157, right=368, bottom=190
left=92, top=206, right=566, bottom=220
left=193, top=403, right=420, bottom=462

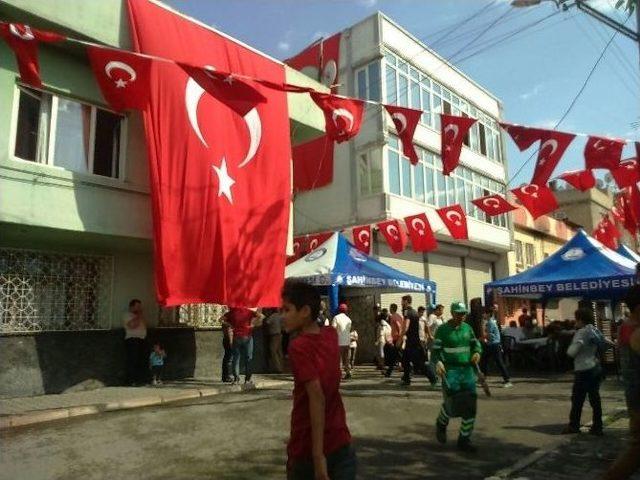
left=620, top=188, right=639, bottom=236
left=593, top=216, right=620, bottom=250
left=87, top=46, right=152, bottom=111
left=352, top=225, right=372, bottom=255
left=584, top=135, right=625, bottom=170
left=610, top=159, right=640, bottom=189
left=630, top=185, right=640, bottom=233
left=307, top=232, right=333, bottom=251
left=292, top=136, right=334, bottom=192
left=377, top=219, right=407, bottom=254
left=253, top=78, right=314, bottom=93
left=310, top=92, right=364, bottom=143
left=285, top=33, right=341, bottom=91
left=287, top=236, right=307, bottom=264
left=441, top=114, right=477, bottom=176
left=472, top=194, right=517, bottom=217
left=511, top=184, right=558, bottom=220
left=384, top=105, right=422, bottom=165
left=436, top=204, right=468, bottom=240
left=500, top=123, right=544, bottom=151
left=611, top=197, right=626, bottom=224
left=404, top=213, right=437, bottom=252
left=531, top=130, right=575, bottom=186
left=557, top=169, right=596, bottom=191
left=127, top=0, right=292, bottom=307
left=0, top=22, right=65, bottom=88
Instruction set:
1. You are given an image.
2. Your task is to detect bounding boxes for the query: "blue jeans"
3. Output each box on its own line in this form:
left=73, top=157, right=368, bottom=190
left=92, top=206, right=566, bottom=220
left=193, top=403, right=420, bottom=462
left=232, top=336, right=253, bottom=381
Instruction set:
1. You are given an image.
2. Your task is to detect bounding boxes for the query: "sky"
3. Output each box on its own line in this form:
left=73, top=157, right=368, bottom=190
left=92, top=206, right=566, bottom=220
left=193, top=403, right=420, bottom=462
left=165, top=0, right=639, bottom=186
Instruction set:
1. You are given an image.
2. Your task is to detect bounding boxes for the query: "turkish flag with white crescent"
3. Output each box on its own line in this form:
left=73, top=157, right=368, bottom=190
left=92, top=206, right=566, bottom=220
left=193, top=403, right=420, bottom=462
left=628, top=185, right=640, bottom=234
left=310, top=92, right=364, bottom=143
left=593, top=216, right=620, bottom=250
left=307, top=232, right=333, bottom=252
left=511, top=184, right=558, bottom=220
left=352, top=225, right=372, bottom=255
left=557, top=170, right=596, bottom=191
left=0, top=22, right=65, bottom=88
left=611, top=197, right=626, bottom=224
left=285, top=33, right=341, bottom=91
left=472, top=194, right=517, bottom=217
left=404, top=213, right=437, bottom=253
left=87, top=46, right=152, bottom=111
left=436, top=205, right=468, bottom=240
left=384, top=105, right=422, bottom=165
left=127, top=0, right=291, bottom=307
left=500, top=123, right=544, bottom=151
left=584, top=135, right=625, bottom=170
left=377, top=220, right=407, bottom=254
left=441, top=114, right=477, bottom=176
left=610, top=159, right=640, bottom=189
left=619, top=188, right=639, bottom=236
left=287, top=236, right=307, bottom=264
left=531, top=130, right=575, bottom=186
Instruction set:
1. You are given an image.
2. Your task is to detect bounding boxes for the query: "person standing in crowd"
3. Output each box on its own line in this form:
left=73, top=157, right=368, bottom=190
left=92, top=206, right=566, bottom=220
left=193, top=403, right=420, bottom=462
left=281, top=280, right=356, bottom=480
left=225, top=307, right=261, bottom=385
left=502, top=320, right=525, bottom=343
left=123, top=299, right=147, bottom=386
left=317, top=300, right=329, bottom=327
left=400, top=296, right=437, bottom=387
left=418, top=306, right=430, bottom=352
left=523, top=317, right=543, bottom=339
left=481, top=306, right=513, bottom=388
left=518, top=307, right=531, bottom=328
left=427, top=304, right=444, bottom=359
left=466, top=297, right=484, bottom=341
left=604, top=284, right=640, bottom=480
left=375, top=308, right=389, bottom=369
left=266, top=308, right=285, bottom=374
left=385, top=303, right=404, bottom=377
left=221, top=312, right=234, bottom=383
left=561, top=307, right=607, bottom=435
left=149, top=342, right=166, bottom=386
left=349, top=329, right=358, bottom=371
left=377, top=309, right=394, bottom=373
left=332, top=303, right=353, bottom=380
left=433, top=301, right=483, bottom=453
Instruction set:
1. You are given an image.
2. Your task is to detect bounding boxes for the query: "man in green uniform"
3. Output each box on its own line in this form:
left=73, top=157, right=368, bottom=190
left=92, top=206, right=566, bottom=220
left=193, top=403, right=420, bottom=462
left=432, top=301, right=482, bottom=452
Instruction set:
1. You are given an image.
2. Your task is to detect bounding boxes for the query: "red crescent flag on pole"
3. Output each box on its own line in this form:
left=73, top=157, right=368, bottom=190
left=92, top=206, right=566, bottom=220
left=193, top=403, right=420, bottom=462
left=584, top=135, right=625, bottom=170
left=531, top=130, right=575, bottom=186
left=472, top=194, right=517, bottom=217
left=404, top=213, right=437, bottom=252
left=87, top=46, right=152, bottom=111
left=127, top=0, right=291, bottom=307
left=285, top=33, right=341, bottom=91
left=384, top=105, right=422, bottom=165
left=436, top=204, right=468, bottom=240
left=310, top=92, right=364, bottom=143
left=0, top=22, right=65, bottom=88
left=557, top=170, right=596, bottom=191
left=377, top=219, right=407, bottom=254
left=352, top=225, right=372, bottom=255
left=610, top=159, right=640, bottom=189
left=511, top=184, right=558, bottom=220
left=441, top=114, right=477, bottom=176
left=593, top=216, right=620, bottom=250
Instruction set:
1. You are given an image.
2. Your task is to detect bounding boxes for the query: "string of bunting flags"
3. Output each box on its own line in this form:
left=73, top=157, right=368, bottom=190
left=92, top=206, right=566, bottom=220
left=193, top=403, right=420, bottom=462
left=2, top=20, right=639, bottom=265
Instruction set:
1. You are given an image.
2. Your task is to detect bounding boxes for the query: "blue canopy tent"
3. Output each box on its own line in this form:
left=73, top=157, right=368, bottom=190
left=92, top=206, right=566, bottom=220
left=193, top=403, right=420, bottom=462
left=286, top=232, right=436, bottom=314
left=617, top=244, right=640, bottom=264
left=485, top=229, right=637, bottom=303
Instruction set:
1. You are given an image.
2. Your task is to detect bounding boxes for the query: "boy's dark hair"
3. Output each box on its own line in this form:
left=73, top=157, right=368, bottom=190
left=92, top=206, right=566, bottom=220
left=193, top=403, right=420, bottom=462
left=509, top=321, right=517, bottom=328
left=483, top=305, right=494, bottom=315
left=625, top=284, right=640, bottom=312
left=402, top=295, right=413, bottom=304
left=390, top=303, right=398, bottom=312
left=417, top=306, right=426, bottom=313
left=436, top=304, right=444, bottom=310
left=281, top=279, right=320, bottom=320
left=129, top=298, right=141, bottom=308
left=575, top=307, right=595, bottom=325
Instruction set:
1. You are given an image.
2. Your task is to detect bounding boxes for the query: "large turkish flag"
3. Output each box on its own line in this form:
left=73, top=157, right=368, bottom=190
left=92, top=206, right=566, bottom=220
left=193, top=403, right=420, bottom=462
left=127, top=0, right=291, bottom=307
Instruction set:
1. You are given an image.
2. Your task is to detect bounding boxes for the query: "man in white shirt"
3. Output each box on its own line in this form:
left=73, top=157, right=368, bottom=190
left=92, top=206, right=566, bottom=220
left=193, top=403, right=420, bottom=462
left=426, top=304, right=444, bottom=340
left=123, top=298, right=147, bottom=386
left=332, top=303, right=353, bottom=379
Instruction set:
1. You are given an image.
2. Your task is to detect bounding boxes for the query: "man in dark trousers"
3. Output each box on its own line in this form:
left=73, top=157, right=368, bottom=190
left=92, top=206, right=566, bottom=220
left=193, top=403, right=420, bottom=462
left=400, top=295, right=437, bottom=387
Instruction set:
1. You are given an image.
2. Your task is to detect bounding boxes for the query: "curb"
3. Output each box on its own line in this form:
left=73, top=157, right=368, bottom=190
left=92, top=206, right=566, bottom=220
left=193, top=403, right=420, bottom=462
left=486, top=407, right=628, bottom=480
left=0, top=379, right=290, bottom=431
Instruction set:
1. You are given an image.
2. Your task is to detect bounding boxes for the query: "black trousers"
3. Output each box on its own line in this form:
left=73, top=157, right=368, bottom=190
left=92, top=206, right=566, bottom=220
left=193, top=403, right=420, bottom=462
left=384, top=343, right=399, bottom=375
left=480, top=343, right=510, bottom=382
left=125, top=337, right=146, bottom=385
left=402, top=343, right=437, bottom=384
left=569, top=366, right=603, bottom=430
left=221, top=338, right=233, bottom=381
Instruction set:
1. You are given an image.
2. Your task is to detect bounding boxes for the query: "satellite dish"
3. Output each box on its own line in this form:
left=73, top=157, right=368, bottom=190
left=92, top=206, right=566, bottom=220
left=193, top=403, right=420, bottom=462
left=596, top=179, right=605, bottom=189
left=604, top=173, right=613, bottom=184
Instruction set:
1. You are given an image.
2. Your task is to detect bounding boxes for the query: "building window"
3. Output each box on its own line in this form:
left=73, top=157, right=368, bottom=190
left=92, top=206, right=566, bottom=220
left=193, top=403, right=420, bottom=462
left=525, top=243, right=536, bottom=267
left=0, top=249, right=113, bottom=333
left=13, top=85, right=125, bottom=179
left=515, top=240, right=524, bottom=270
left=355, top=61, right=381, bottom=102
left=358, top=151, right=383, bottom=197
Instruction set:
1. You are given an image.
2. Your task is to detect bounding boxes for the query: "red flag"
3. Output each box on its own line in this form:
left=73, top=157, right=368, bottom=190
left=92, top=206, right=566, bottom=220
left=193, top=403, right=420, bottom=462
left=287, top=236, right=307, bottom=264
left=557, top=170, right=596, bottom=191
left=610, top=159, right=640, bottom=189
left=253, top=78, right=314, bottom=93
left=630, top=185, right=640, bottom=233
left=441, top=114, right=477, bottom=176
left=437, top=204, right=468, bottom=240
left=511, top=184, right=558, bottom=220
left=621, top=188, right=639, bottom=235
left=285, top=33, right=341, bottom=91
left=500, top=123, right=544, bottom=151
left=310, top=92, right=364, bottom=143
left=593, top=216, right=619, bottom=250
left=307, top=232, right=333, bottom=251
left=0, top=22, right=64, bottom=88
left=377, top=219, right=407, bottom=254
left=472, top=194, right=517, bottom=217
left=611, top=197, right=625, bottom=224
left=179, top=64, right=266, bottom=116
left=292, top=136, right=334, bottom=192
left=87, top=46, right=152, bottom=111
left=404, top=213, right=437, bottom=252
left=352, top=225, right=372, bottom=255
left=127, top=0, right=291, bottom=307
left=531, top=130, right=575, bottom=186
left=584, top=135, right=625, bottom=170
left=384, top=105, right=422, bottom=165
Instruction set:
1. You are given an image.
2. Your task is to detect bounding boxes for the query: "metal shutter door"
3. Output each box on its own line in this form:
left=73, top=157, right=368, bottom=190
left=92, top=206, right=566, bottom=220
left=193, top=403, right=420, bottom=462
left=465, top=258, right=492, bottom=302
left=377, top=241, right=427, bottom=309
left=428, top=253, right=463, bottom=309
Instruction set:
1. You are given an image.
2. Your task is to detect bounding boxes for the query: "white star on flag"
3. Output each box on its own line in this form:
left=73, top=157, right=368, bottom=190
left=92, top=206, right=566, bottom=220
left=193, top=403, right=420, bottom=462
left=224, top=75, right=234, bottom=85
left=213, top=157, right=235, bottom=203
left=115, top=78, right=127, bottom=88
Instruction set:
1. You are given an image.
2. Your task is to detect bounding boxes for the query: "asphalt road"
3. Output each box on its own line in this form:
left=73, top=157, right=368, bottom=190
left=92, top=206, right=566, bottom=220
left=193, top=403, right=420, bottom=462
left=1, top=368, right=627, bottom=480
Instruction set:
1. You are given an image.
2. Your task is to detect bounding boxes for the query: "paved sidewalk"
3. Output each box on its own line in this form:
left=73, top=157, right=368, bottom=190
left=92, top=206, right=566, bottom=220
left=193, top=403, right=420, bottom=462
left=0, top=375, right=291, bottom=430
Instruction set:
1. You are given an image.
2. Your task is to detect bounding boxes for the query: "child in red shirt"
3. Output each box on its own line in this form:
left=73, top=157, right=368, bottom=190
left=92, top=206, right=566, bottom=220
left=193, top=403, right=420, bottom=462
left=281, top=280, right=356, bottom=480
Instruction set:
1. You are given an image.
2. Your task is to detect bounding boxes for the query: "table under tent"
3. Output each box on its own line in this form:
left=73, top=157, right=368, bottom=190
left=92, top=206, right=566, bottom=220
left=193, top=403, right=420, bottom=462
left=285, top=232, right=436, bottom=363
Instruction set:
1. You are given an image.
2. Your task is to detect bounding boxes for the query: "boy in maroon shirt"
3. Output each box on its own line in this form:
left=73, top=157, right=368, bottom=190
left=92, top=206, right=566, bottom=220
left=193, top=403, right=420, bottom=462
left=281, top=280, right=356, bottom=480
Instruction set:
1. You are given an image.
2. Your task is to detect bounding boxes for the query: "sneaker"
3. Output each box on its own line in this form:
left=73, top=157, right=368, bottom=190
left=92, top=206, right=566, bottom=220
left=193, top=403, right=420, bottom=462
left=560, top=425, right=580, bottom=435
left=457, top=437, right=477, bottom=453
left=436, top=423, right=447, bottom=444
left=503, top=382, right=514, bottom=388
left=232, top=376, right=240, bottom=385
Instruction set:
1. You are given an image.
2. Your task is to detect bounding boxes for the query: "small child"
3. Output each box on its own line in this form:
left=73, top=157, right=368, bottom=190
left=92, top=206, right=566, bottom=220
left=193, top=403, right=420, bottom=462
left=149, top=342, right=166, bottom=386
left=281, top=280, right=356, bottom=480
